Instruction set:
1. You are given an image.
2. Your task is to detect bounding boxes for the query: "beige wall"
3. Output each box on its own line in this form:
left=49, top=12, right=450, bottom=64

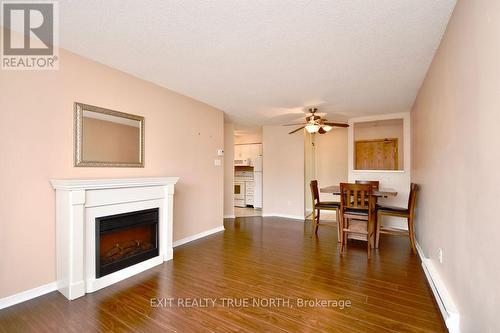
left=234, top=128, right=262, bottom=144
left=0, top=39, right=224, bottom=298
left=262, top=126, right=304, bottom=218
left=82, top=117, right=140, bottom=162
left=304, top=132, right=315, bottom=213
left=411, top=0, right=500, bottom=331
left=224, top=123, right=235, bottom=217
left=315, top=128, right=349, bottom=203
left=305, top=129, right=348, bottom=218
left=354, top=119, right=404, bottom=170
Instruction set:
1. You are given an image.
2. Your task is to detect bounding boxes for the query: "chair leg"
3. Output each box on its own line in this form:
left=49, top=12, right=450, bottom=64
left=346, top=218, right=350, bottom=247
left=341, top=229, right=346, bottom=254
left=343, top=219, right=350, bottom=254
left=311, top=208, right=317, bottom=234
left=408, top=216, right=417, bottom=254
left=336, top=209, right=342, bottom=243
left=376, top=212, right=382, bottom=249
left=367, top=237, right=371, bottom=259
left=371, top=214, right=376, bottom=249
left=367, top=218, right=373, bottom=259
left=340, top=216, right=345, bottom=254
left=315, top=209, right=320, bottom=234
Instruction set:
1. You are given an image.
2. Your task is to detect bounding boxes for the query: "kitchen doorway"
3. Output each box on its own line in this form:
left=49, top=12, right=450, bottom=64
left=234, top=126, right=263, bottom=218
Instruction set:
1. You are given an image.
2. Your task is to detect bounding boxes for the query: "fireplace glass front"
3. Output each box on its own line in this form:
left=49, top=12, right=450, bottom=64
left=96, top=208, right=159, bottom=278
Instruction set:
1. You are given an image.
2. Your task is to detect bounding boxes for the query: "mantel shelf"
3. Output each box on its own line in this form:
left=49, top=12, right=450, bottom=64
left=51, top=177, right=179, bottom=190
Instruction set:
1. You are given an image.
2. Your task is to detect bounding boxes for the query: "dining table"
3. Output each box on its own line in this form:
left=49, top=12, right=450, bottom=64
left=319, top=185, right=398, bottom=246
left=319, top=185, right=397, bottom=198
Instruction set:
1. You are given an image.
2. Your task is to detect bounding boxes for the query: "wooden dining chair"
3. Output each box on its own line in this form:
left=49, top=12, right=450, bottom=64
left=310, top=180, right=340, bottom=237
left=355, top=180, right=379, bottom=205
left=339, top=183, right=376, bottom=258
left=376, top=183, right=418, bottom=253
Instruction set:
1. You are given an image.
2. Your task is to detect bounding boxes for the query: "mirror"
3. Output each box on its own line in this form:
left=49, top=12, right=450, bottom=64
left=74, top=102, right=144, bottom=167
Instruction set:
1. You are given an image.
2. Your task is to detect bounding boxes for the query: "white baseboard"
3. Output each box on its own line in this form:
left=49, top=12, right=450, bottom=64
left=173, top=226, right=225, bottom=248
left=0, top=282, right=57, bottom=310
left=224, top=215, right=235, bottom=219
left=416, top=242, right=460, bottom=333
left=262, top=213, right=305, bottom=221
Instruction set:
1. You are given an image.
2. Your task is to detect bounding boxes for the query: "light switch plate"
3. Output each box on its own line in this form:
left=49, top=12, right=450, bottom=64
left=214, top=159, right=222, bottom=166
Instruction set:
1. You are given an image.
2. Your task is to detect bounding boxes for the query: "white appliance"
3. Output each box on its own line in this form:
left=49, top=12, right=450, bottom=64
left=234, top=181, right=246, bottom=207
left=234, top=170, right=254, bottom=207
left=253, top=156, right=263, bottom=209
left=234, top=159, right=251, bottom=166
left=245, top=181, right=254, bottom=206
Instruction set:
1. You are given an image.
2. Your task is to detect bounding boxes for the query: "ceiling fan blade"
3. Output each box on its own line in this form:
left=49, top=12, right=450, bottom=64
left=323, top=122, right=349, bottom=128
left=318, top=127, right=327, bottom=134
left=288, top=126, right=305, bottom=134
left=283, top=123, right=306, bottom=126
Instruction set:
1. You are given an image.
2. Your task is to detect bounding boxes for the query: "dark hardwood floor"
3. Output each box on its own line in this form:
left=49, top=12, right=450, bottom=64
left=0, top=217, right=446, bottom=332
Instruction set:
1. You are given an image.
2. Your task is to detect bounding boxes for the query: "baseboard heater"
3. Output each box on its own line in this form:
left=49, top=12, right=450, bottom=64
left=418, top=245, right=460, bottom=333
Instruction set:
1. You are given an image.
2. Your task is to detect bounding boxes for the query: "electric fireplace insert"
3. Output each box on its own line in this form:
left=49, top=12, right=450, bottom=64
left=95, top=208, right=159, bottom=278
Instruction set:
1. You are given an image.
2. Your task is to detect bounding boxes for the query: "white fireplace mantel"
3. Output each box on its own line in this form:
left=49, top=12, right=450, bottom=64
left=50, top=177, right=179, bottom=300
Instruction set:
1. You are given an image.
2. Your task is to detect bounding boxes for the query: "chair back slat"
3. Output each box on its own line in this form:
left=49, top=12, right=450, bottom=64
left=310, top=180, right=320, bottom=205
left=340, top=183, right=374, bottom=210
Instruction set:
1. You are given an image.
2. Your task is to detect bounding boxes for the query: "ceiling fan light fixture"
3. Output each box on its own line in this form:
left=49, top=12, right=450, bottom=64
left=284, top=107, right=349, bottom=135
left=305, top=123, right=320, bottom=133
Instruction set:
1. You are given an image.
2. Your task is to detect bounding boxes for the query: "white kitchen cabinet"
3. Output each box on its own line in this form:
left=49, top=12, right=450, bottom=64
left=249, top=144, right=262, bottom=160
left=245, top=181, right=254, bottom=195
left=242, top=145, right=251, bottom=159
left=235, top=145, right=251, bottom=160
left=244, top=181, right=254, bottom=205
left=234, top=145, right=242, bottom=159
left=234, top=144, right=262, bottom=164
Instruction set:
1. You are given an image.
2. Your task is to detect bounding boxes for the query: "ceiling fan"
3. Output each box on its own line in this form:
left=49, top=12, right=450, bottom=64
left=284, top=107, right=349, bottom=134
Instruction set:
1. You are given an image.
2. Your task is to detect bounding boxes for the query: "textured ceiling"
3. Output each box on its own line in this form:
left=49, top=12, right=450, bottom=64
left=59, top=0, right=456, bottom=125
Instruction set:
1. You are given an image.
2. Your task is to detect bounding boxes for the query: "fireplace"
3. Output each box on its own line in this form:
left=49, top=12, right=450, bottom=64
left=95, top=208, right=159, bottom=278
left=51, top=177, right=178, bottom=300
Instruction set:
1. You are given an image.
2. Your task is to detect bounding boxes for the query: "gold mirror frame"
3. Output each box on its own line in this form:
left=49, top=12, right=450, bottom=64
left=74, top=102, right=145, bottom=167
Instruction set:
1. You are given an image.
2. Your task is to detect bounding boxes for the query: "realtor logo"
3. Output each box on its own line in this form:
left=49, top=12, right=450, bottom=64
left=1, top=1, right=59, bottom=70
